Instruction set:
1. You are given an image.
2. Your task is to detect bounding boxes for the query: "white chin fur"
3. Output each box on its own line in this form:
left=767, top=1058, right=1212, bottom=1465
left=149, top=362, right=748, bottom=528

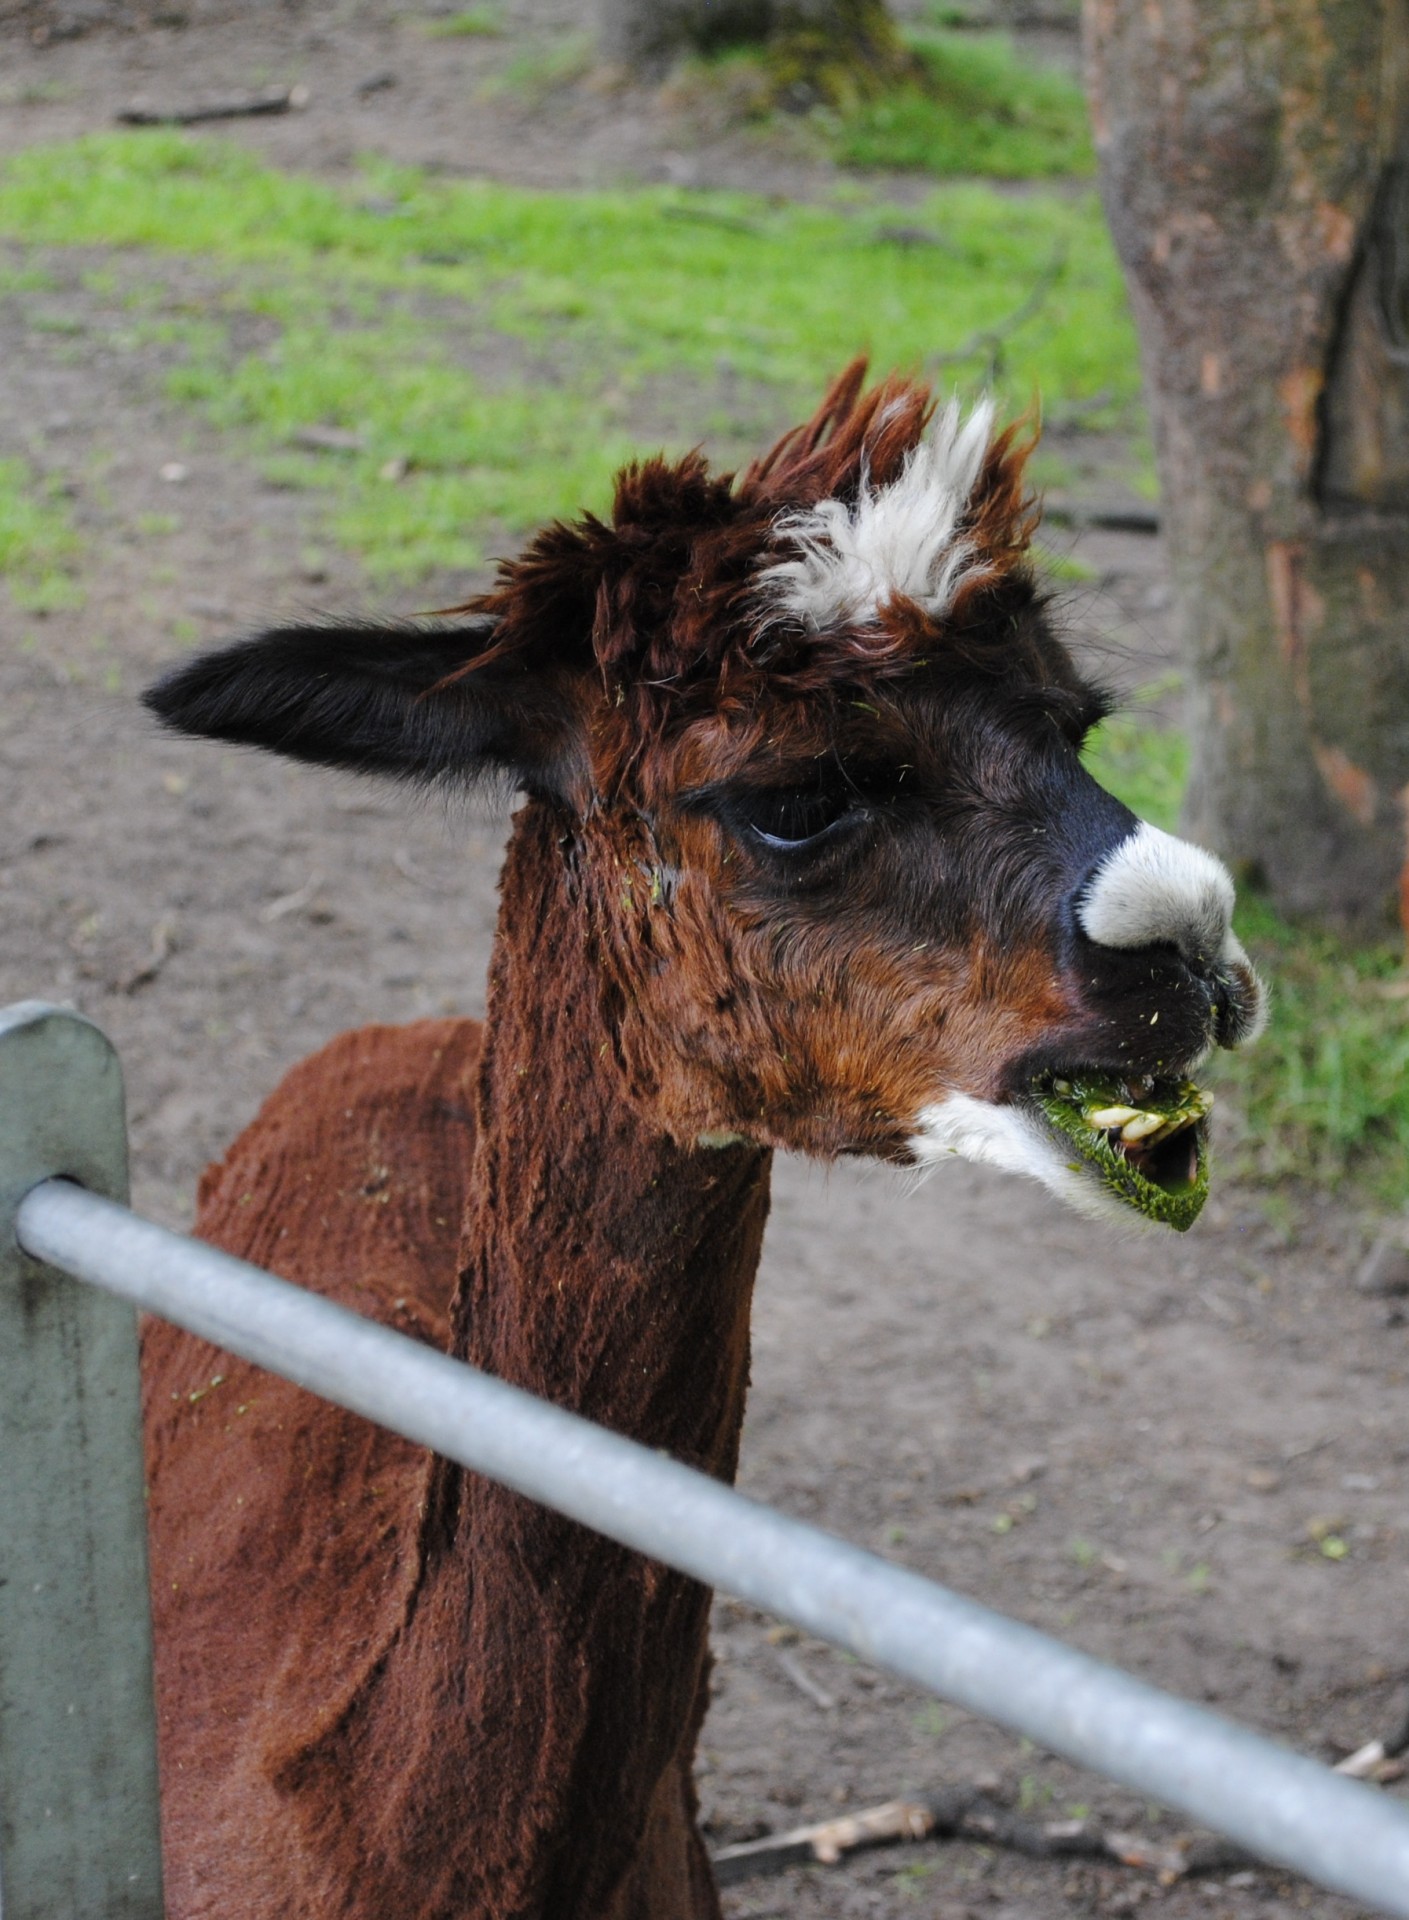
left=908, top=1092, right=1144, bottom=1230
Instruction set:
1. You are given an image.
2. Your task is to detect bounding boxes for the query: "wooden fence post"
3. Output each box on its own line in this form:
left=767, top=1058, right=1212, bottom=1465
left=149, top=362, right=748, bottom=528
left=0, top=1002, right=164, bottom=1919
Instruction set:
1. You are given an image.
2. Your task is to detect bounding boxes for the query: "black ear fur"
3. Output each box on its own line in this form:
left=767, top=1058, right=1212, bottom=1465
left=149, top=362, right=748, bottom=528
left=142, top=621, right=588, bottom=799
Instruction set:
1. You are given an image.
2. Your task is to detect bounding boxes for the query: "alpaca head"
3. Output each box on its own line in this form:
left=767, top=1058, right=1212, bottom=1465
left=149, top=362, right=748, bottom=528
left=145, top=363, right=1263, bottom=1230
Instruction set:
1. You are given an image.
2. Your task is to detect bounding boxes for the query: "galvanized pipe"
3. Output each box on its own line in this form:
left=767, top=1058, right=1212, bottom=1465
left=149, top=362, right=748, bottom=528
left=17, top=1177, right=1409, bottom=1917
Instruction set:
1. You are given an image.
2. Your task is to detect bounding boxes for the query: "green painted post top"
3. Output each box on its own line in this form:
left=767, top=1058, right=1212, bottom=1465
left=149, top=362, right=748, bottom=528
left=0, top=1001, right=165, bottom=1920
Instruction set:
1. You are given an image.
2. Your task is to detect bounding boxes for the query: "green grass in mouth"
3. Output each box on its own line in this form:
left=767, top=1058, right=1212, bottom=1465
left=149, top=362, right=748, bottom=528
left=1037, top=1075, right=1211, bottom=1232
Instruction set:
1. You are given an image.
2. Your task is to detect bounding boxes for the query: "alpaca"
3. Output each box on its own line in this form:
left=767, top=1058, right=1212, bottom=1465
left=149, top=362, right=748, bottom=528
left=140, top=363, right=1264, bottom=1920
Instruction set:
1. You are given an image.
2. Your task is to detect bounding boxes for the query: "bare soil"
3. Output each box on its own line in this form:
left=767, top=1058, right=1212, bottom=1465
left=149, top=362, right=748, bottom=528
left=2, top=10, right=1405, bottom=1918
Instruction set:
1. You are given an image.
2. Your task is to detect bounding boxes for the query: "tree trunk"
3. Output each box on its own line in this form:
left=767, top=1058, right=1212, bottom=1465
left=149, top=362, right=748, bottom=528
left=597, top=0, right=910, bottom=95
left=1084, top=0, right=1409, bottom=930
left=597, top=0, right=772, bottom=70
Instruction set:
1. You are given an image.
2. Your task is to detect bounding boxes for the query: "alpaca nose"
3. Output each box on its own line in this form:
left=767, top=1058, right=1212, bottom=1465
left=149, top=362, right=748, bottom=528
left=1074, top=822, right=1266, bottom=1049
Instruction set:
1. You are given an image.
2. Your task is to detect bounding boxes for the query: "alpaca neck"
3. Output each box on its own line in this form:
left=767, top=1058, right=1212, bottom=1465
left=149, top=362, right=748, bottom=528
left=346, top=802, right=772, bottom=1919
left=449, top=801, right=772, bottom=1459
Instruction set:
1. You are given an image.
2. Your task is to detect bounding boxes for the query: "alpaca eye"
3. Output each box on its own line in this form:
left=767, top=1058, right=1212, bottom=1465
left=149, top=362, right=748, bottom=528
left=738, top=788, right=853, bottom=850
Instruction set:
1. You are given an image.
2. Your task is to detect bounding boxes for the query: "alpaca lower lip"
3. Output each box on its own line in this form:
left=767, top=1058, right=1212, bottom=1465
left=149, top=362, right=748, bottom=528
left=1032, top=1071, right=1212, bottom=1231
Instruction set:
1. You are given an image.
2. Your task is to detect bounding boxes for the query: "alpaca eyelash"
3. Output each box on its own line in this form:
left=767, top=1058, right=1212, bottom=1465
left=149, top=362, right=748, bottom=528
left=737, top=788, right=858, bottom=850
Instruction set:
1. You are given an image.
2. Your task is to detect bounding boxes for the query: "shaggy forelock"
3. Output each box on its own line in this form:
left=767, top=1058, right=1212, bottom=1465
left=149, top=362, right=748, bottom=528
left=443, top=360, right=1043, bottom=778
left=756, top=396, right=999, bottom=631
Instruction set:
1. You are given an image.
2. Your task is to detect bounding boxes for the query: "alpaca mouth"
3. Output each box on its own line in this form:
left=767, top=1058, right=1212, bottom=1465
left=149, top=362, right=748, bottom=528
left=1032, top=1071, right=1212, bottom=1231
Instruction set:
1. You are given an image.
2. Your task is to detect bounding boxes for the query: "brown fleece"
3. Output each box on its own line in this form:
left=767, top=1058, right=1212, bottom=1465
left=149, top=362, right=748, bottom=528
left=141, top=365, right=1164, bottom=1920
left=144, top=818, right=769, bottom=1919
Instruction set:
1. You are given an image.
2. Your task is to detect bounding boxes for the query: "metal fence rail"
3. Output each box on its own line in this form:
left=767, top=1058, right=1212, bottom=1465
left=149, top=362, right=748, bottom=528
left=5, top=1000, right=1409, bottom=1919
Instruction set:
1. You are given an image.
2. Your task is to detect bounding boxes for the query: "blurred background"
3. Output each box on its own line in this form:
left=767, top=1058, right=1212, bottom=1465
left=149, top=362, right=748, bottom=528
left=2, top=4, right=1408, bottom=1913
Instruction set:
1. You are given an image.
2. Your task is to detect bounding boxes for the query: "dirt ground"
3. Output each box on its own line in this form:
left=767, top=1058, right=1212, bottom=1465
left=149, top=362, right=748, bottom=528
left=2, top=8, right=1408, bottom=1917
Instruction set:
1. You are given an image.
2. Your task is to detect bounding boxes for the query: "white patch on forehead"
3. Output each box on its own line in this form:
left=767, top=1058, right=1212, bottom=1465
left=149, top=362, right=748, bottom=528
left=757, top=397, right=997, bottom=630
left=908, top=1093, right=1141, bottom=1230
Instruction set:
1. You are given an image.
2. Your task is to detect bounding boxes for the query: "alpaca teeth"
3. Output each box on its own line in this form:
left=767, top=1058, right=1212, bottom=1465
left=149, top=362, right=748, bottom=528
left=1120, top=1112, right=1165, bottom=1143
left=1085, top=1105, right=1139, bottom=1129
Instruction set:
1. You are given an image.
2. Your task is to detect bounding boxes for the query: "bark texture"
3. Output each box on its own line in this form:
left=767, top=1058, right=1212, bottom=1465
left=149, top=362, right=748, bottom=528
left=1084, top=0, right=1409, bottom=927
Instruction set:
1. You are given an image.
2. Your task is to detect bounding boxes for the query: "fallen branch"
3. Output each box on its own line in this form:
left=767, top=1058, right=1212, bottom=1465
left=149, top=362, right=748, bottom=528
left=710, top=1785, right=1258, bottom=1887
left=1040, top=497, right=1161, bottom=536
left=711, top=1798, right=930, bottom=1885
left=931, top=5, right=1079, bottom=25
left=927, top=246, right=1066, bottom=384
left=118, top=85, right=309, bottom=127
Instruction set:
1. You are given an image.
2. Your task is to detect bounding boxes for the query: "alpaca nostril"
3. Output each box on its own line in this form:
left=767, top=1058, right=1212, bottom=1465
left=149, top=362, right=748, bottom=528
left=1209, top=951, right=1269, bottom=1049
left=1208, top=971, right=1239, bottom=1041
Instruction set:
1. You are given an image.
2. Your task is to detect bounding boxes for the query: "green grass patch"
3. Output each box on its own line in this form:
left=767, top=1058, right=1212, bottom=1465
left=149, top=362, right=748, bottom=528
left=685, top=13, right=1089, bottom=179
left=0, top=133, right=1141, bottom=575
left=1083, top=702, right=1187, bottom=835
left=486, top=34, right=596, bottom=101
left=1210, top=898, right=1409, bottom=1200
left=422, top=6, right=504, bottom=35
left=0, top=255, right=55, bottom=294
left=0, top=455, right=84, bottom=611
left=1085, top=706, right=1409, bottom=1202
left=836, top=30, right=1094, bottom=178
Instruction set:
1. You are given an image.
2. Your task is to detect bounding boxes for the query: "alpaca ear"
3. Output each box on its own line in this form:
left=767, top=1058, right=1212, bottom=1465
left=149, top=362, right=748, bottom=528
left=142, top=621, right=589, bottom=801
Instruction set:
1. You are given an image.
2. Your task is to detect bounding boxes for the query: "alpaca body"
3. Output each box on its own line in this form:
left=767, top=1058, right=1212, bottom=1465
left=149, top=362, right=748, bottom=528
left=141, top=365, right=1264, bottom=1918
left=144, top=808, right=768, bottom=1920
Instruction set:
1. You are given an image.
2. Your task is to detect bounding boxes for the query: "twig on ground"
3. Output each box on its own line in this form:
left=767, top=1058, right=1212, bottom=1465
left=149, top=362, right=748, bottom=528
left=394, top=848, right=459, bottom=894
left=710, top=1786, right=1261, bottom=1887
left=1334, top=1741, right=1405, bottom=1782
left=1281, top=1432, right=1337, bottom=1463
left=1041, top=388, right=1115, bottom=434
left=119, top=916, right=177, bottom=995
left=871, top=224, right=961, bottom=256
left=1336, top=1699, right=1409, bottom=1782
left=117, top=85, right=309, bottom=127
left=772, top=1648, right=837, bottom=1712
left=660, top=205, right=764, bottom=235
left=259, top=873, right=323, bottom=924
left=289, top=426, right=366, bottom=455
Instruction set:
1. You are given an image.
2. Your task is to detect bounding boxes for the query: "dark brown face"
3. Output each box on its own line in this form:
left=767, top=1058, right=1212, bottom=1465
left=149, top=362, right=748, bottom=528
left=573, top=614, right=1262, bottom=1236
left=141, top=367, right=1264, bottom=1231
